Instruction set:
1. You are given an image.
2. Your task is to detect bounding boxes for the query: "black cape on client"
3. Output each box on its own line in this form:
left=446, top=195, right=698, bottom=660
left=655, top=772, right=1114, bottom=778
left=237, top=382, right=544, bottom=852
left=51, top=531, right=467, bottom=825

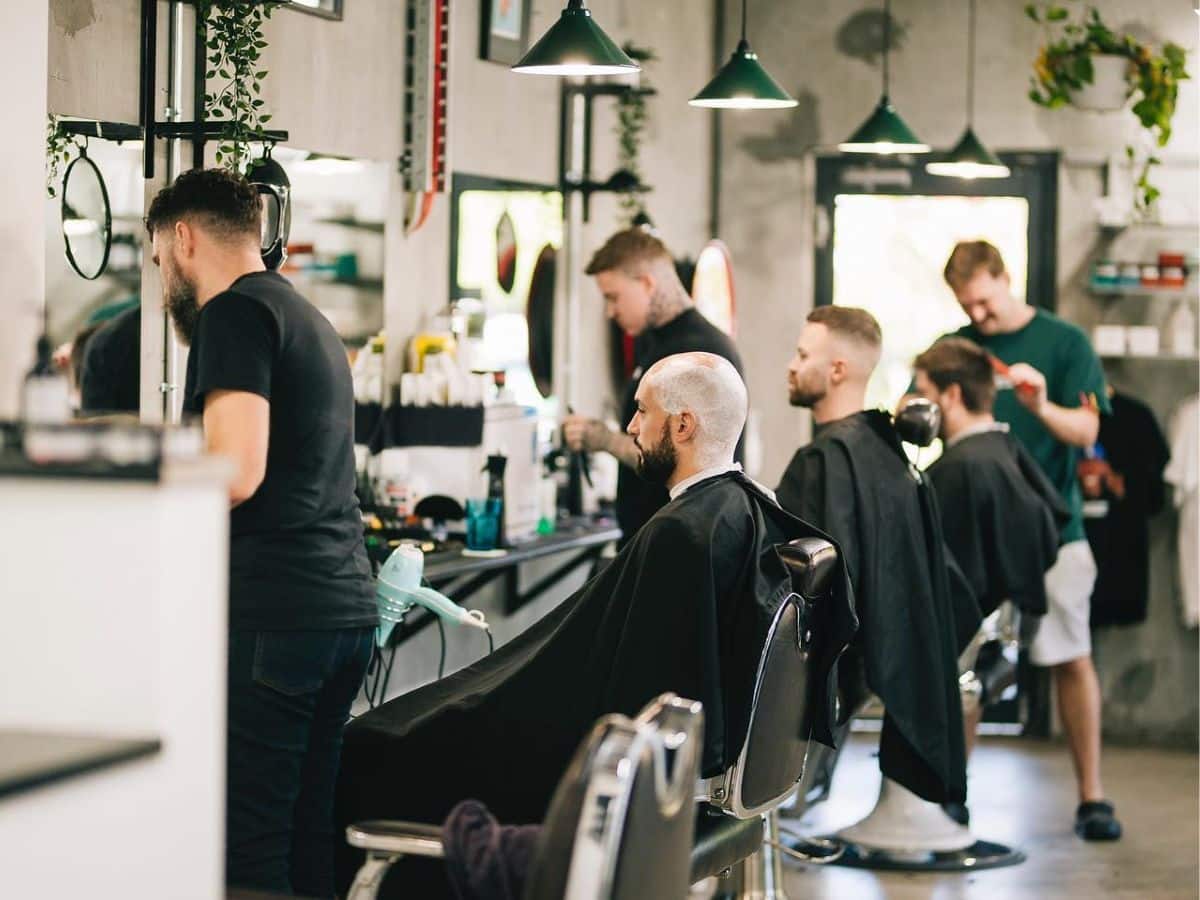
left=776, top=410, right=980, bottom=805
left=335, top=472, right=856, bottom=898
left=927, top=427, right=1070, bottom=618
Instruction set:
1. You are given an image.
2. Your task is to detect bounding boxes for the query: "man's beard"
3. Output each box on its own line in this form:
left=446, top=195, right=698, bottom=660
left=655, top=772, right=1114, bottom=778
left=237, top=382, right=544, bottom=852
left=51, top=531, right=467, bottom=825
left=788, top=375, right=826, bottom=409
left=165, top=274, right=201, bottom=346
left=635, top=421, right=677, bottom=486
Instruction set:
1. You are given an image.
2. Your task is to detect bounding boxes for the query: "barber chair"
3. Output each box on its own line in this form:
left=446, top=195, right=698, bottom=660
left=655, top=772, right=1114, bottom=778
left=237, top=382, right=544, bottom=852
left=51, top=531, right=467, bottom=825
left=345, top=693, right=704, bottom=900
left=689, top=537, right=845, bottom=900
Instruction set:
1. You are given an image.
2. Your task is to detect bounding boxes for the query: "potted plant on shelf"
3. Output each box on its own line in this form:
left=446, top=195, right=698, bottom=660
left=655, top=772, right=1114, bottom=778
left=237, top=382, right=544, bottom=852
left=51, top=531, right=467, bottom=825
left=1026, top=3, right=1188, bottom=213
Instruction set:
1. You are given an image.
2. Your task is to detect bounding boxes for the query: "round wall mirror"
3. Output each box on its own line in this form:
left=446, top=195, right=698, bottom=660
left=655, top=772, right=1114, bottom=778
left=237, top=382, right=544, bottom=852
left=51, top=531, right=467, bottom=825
left=496, top=210, right=517, bottom=294
left=61, top=150, right=112, bottom=280
left=692, top=240, right=736, bottom=337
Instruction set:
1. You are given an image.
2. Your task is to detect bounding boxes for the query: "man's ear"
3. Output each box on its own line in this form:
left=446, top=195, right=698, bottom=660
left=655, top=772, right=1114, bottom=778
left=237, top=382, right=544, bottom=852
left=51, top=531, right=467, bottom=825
left=828, top=357, right=848, bottom=386
left=674, top=410, right=698, bottom=444
left=944, top=382, right=962, bottom=410
left=637, top=269, right=657, bottom=298
left=174, top=219, right=196, bottom=258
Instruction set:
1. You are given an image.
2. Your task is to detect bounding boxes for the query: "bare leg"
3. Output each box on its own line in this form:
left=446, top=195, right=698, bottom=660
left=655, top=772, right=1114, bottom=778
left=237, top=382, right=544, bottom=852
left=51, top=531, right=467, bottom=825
left=1053, top=655, right=1104, bottom=802
left=963, top=702, right=983, bottom=761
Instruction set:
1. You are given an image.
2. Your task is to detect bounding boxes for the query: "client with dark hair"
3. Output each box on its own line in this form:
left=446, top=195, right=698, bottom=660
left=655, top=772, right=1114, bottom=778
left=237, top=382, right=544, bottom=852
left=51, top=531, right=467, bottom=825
left=334, top=352, right=855, bottom=899
left=147, top=168, right=377, bottom=896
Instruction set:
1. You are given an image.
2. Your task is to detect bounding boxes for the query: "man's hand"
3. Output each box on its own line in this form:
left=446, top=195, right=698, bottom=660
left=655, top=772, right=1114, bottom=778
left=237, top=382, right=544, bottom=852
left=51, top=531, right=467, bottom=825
left=563, top=415, right=609, bottom=453
left=1006, top=363, right=1047, bottom=414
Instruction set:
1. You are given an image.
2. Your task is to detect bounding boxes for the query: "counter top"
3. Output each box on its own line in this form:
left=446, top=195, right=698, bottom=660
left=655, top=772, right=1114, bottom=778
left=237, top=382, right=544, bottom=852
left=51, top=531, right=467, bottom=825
left=423, top=518, right=622, bottom=583
left=0, top=730, right=161, bottom=802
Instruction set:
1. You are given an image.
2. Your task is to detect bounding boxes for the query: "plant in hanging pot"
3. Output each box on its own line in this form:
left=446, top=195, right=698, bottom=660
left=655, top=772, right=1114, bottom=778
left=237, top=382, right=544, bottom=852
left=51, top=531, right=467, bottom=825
left=614, top=42, right=657, bottom=227
left=1026, top=3, right=1188, bottom=213
left=197, top=0, right=282, bottom=172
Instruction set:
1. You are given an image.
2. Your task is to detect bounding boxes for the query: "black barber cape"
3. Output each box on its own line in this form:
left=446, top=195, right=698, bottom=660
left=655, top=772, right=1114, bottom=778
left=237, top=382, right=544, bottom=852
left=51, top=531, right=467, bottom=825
left=927, top=428, right=1069, bottom=618
left=335, top=472, right=855, bottom=898
left=776, top=410, right=979, bottom=804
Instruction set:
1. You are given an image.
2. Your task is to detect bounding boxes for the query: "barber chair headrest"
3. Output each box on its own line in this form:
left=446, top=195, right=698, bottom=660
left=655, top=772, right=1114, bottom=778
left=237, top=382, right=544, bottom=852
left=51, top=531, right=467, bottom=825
left=525, top=694, right=704, bottom=900
left=895, top=397, right=942, bottom=448
left=778, top=537, right=839, bottom=600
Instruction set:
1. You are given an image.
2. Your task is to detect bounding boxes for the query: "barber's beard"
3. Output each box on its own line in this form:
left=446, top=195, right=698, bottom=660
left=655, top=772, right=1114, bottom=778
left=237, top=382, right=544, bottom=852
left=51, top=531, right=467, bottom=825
left=635, top=421, right=677, bottom=486
left=788, top=374, right=827, bottom=409
left=164, top=269, right=201, bottom=346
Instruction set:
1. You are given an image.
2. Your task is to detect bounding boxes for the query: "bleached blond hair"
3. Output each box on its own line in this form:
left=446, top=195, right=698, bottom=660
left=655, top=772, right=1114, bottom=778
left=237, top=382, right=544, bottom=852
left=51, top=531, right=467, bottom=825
left=641, top=352, right=747, bottom=467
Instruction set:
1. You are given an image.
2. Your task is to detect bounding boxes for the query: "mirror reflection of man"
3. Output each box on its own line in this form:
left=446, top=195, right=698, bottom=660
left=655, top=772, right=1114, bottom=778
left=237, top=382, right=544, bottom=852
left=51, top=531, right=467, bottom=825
left=563, top=228, right=744, bottom=545
left=935, top=240, right=1119, bottom=842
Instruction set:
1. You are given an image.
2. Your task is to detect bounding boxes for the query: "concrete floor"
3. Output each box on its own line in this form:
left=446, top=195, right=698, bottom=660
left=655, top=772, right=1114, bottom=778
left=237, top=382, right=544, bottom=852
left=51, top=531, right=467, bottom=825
left=774, top=733, right=1199, bottom=900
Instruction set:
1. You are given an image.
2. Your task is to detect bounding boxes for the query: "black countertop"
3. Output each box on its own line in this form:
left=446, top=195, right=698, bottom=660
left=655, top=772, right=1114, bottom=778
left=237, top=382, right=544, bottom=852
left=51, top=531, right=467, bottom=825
left=423, top=518, right=622, bottom=583
left=0, top=730, right=161, bottom=802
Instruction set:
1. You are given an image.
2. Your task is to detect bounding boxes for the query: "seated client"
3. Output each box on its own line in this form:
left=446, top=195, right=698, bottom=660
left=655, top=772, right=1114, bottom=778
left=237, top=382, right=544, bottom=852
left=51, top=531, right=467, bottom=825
left=776, top=306, right=980, bottom=807
left=335, top=352, right=855, bottom=898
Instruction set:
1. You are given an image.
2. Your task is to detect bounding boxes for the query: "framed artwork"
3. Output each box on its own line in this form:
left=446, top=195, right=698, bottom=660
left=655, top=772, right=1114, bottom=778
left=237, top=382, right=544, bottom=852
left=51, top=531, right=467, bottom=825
left=288, top=0, right=343, bottom=21
left=481, top=0, right=530, bottom=66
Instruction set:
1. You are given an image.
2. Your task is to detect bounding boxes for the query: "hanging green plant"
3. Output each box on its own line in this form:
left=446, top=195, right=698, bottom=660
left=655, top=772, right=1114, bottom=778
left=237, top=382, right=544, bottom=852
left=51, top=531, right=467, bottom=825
left=615, top=43, right=657, bottom=227
left=46, top=115, right=83, bottom=199
left=196, top=0, right=281, bottom=172
left=1025, top=2, right=1188, bottom=214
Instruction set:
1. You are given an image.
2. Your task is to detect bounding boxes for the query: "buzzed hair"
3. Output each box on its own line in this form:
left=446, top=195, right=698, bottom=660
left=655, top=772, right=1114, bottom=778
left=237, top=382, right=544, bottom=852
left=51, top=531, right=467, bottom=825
left=914, top=337, right=996, bottom=413
left=944, top=240, right=1007, bottom=291
left=807, top=305, right=882, bottom=350
left=641, top=352, right=747, bottom=467
left=145, top=167, right=261, bottom=245
left=585, top=227, right=675, bottom=277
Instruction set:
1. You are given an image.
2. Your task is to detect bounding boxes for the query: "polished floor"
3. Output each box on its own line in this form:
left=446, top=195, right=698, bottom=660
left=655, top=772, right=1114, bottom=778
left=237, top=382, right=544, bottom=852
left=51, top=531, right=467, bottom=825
left=764, top=733, right=1197, bottom=900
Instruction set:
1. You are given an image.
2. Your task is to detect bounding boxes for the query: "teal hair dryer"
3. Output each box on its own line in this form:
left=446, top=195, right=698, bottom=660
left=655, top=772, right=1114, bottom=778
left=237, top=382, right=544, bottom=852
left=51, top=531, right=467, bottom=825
left=376, top=544, right=489, bottom=648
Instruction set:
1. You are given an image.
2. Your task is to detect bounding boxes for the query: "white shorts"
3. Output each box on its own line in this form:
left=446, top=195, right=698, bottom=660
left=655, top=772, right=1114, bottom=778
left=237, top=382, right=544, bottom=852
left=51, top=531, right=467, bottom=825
left=1028, top=540, right=1097, bottom=667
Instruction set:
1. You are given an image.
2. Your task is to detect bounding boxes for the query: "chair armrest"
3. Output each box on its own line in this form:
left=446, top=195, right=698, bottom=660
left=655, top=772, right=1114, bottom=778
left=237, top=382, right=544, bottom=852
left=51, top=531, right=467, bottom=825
left=346, top=820, right=446, bottom=858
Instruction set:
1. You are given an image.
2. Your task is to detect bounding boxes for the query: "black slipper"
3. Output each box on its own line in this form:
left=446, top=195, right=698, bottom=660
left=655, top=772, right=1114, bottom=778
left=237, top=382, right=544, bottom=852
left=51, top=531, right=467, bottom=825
left=941, top=801, right=971, bottom=827
left=1075, top=800, right=1122, bottom=841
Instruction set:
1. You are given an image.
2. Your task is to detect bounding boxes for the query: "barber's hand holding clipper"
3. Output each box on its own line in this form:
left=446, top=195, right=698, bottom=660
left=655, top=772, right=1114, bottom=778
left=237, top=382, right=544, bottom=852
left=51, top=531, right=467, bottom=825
left=563, top=410, right=641, bottom=471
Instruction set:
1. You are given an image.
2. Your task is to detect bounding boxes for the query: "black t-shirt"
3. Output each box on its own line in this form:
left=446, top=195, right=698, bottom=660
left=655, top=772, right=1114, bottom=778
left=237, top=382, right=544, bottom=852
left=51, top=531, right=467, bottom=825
left=616, top=308, right=744, bottom=542
left=183, top=271, right=376, bottom=631
left=81, top=304, right=141, bottom=414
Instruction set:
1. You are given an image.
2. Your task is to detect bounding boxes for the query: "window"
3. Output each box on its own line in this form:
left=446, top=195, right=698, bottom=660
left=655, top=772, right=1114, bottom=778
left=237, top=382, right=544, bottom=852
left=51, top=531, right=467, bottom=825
left=288, top=0, right=343, bottom=21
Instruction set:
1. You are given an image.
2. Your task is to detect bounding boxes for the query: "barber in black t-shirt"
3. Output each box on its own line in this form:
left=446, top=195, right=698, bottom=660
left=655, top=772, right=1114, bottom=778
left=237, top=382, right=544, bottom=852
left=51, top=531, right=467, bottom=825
left=564, top=228, right=744, bottom=544
left=146, top=168, right=376, bottom=897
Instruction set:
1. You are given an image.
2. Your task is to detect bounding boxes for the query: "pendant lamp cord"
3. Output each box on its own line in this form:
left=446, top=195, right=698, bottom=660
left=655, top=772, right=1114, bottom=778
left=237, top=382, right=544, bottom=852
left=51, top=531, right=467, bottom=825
left=967, top=0, right=976, bottom=125
left=741, top=0, right=748, bottom=43
left=882, top=0, right=891, bottom=98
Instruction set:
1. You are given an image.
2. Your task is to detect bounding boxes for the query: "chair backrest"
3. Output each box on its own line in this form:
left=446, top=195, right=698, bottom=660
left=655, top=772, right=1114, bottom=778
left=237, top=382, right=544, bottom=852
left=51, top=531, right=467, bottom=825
left=524, top=694, right=704, bottom=900
left=703, top=537, right=839, bottom=818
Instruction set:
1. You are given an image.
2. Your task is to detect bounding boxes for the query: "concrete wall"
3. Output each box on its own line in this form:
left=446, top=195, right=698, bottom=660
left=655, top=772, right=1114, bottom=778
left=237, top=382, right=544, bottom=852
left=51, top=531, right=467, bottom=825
left=717, top=0, right=1199, bottom=746
left=0, top=2, right=51, bottom=418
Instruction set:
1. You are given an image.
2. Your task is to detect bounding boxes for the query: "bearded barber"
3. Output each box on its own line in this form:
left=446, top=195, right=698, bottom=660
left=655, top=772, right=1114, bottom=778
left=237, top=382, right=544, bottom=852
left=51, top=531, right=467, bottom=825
left=146, top=168, right=376, bottom=895
left=563, top=227, right=744, bottom=544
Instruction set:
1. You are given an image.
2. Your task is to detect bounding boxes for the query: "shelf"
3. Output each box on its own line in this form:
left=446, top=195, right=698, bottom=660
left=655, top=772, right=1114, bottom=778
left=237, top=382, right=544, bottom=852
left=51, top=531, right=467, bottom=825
left=315, top=217, right=386, bottom=234
left=1099, top=353, right=1199, bottom=362
left=1089, top=284, right=1197, bottom=300
left=57, top=120, right=143, bottom=143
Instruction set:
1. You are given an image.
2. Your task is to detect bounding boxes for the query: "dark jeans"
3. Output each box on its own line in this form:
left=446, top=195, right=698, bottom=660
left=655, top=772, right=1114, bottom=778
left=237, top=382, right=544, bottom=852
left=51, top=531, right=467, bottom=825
left=227, top=627, right=374, bottom=897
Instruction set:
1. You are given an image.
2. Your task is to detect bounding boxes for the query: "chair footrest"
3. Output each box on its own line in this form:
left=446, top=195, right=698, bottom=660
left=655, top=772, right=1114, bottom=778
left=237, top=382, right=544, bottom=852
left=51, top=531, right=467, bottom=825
left=690, top=806, right=764, bottom=882
left=346, top=820, right=446, bottom=858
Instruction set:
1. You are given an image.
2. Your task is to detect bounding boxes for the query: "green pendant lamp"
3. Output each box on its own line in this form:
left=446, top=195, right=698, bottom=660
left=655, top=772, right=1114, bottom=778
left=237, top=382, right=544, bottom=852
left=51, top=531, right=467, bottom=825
left=512, top=0, right=639, bottom=77
left=689, top=0, right=796, bottom=109
left=926, top=0, right=1010, bottom=178
left=839, top=0, right=929, bottom=153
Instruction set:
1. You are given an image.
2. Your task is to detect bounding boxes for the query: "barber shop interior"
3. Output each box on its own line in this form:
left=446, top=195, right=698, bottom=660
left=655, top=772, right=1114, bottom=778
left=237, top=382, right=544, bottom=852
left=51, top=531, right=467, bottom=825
left=4, top=1, right=1200, bottom=898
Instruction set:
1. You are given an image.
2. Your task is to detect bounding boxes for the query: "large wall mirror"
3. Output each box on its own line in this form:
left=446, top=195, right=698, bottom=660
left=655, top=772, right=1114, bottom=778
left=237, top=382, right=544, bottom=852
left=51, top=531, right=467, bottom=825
left=270, top=147, right=388, bottom=349
left=449, top=174, right=563, bottom=408
left=45, top=138, right=144, bottom=415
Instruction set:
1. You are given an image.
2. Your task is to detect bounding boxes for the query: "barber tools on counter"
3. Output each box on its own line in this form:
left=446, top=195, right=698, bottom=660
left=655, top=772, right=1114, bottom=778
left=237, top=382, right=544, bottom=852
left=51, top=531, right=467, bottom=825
left=375, top=543, right=489, bottom=646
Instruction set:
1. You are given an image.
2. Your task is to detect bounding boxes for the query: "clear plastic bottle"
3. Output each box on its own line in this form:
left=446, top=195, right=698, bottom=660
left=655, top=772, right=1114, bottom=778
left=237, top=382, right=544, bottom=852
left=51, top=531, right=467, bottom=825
left=23, top=336, right=71, bottom=424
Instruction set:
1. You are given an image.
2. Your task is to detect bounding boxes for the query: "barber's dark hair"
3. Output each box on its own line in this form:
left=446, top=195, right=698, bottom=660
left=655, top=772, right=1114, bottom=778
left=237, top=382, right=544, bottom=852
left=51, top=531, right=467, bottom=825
left=944, top=240, right=1007, bottom=290
left=806, top=305, right=882, bottom=349
left=913, top=336, right=996, bottom=413
left=145, top=167, right=261, bottom=244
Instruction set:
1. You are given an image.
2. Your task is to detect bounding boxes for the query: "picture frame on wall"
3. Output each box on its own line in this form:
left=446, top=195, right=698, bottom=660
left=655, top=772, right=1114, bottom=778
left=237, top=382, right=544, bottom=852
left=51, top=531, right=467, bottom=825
left=288, top=0, right=343, bottom=21
left=480, top=0, right=531, bottom=66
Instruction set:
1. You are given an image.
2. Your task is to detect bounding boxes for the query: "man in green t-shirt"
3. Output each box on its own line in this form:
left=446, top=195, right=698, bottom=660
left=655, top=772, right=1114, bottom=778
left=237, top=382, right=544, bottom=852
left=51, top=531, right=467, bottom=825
left=937, top=240, right=1120, bottom=841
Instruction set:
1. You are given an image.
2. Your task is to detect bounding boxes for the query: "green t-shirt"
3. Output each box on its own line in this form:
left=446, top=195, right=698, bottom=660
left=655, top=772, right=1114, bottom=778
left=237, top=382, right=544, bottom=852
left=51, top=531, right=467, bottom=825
left=951, top=309, right=1110, bottom=544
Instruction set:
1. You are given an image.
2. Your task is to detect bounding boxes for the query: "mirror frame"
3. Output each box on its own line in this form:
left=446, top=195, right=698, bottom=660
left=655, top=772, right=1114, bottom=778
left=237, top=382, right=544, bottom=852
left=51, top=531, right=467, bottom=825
left=61, top=151, right=113, bottom=281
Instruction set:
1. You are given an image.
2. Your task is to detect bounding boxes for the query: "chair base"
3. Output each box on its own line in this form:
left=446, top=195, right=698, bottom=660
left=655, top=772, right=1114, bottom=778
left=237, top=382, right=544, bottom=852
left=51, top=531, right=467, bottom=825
left=814, top=837, right=1025, bottom=872
left=710, top=813, right=791, bottom=900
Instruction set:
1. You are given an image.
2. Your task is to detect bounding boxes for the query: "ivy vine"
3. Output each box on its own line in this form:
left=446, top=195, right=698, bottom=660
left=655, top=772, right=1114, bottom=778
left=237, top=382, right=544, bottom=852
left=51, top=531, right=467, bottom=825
left=196, top=0, right=280, bottom=172
left=46, top=115, right=83, bottom=198
left=615, top=43, right=657, bottom=227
